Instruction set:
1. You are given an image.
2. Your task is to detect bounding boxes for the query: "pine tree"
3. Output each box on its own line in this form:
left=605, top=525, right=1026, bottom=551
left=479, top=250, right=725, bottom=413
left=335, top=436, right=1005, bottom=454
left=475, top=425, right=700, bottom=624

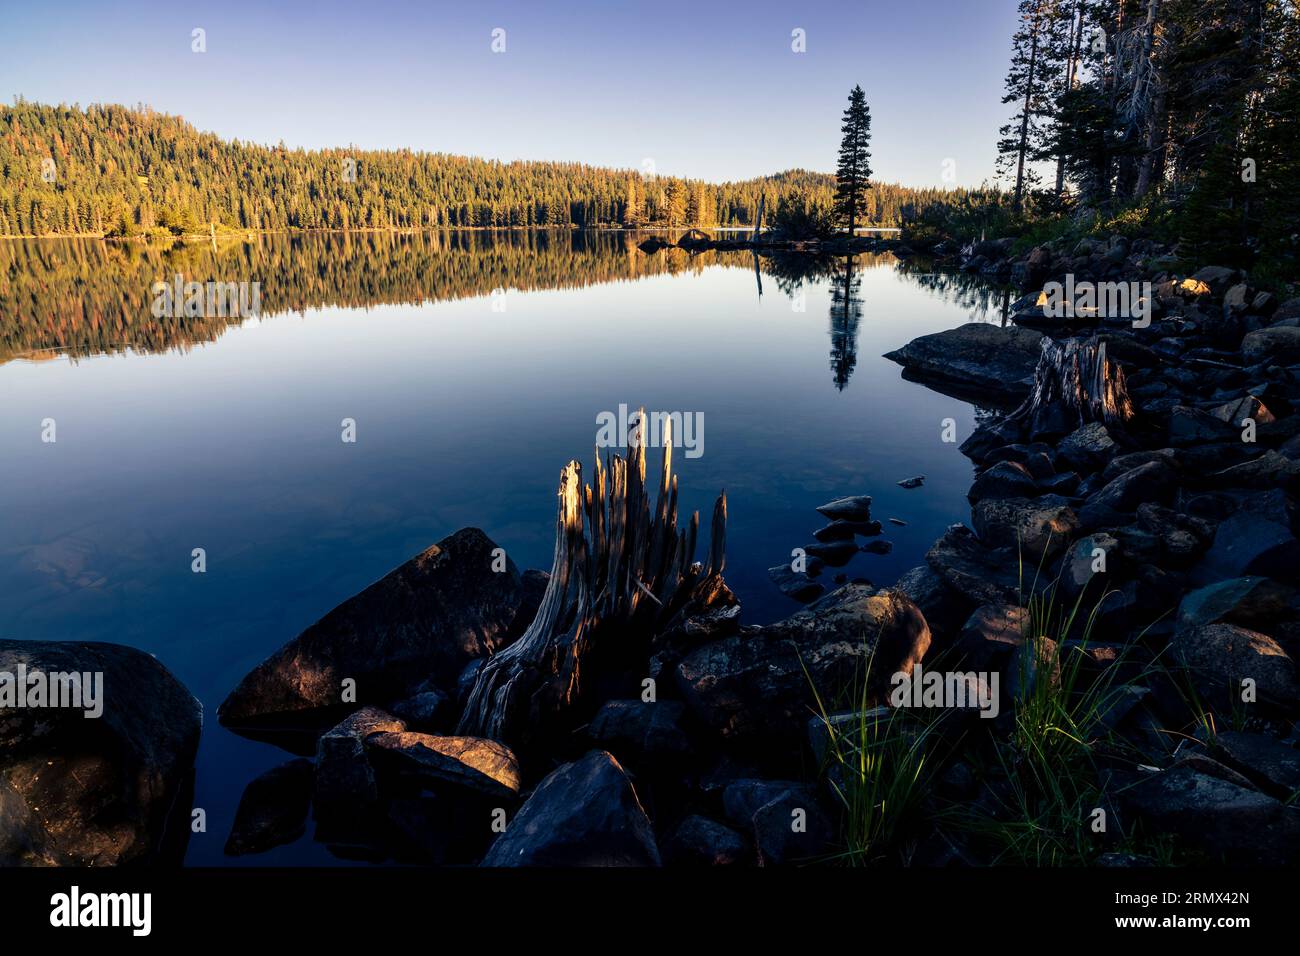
left=997, top=0, right=1056, bottom=212
left=833, top=85, right=873, bottom=235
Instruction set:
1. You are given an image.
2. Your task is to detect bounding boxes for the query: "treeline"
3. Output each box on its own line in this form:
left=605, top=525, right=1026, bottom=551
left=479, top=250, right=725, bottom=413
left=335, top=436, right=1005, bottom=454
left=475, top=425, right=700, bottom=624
left=0, top=102, right=969, bottom=237
left=0, top=230, right=759, bottom=360
left=996, top=0, right=1299, bottom=269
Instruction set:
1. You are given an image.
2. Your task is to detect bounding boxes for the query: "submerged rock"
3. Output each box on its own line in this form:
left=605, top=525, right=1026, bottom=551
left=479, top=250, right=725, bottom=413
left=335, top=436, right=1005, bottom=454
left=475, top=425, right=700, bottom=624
left=481, top=751, right=660, bottom=866
left=768, top=564, right=825, bottom=603
left=218, top=528, right=528, bottom=724
left=0, top=640, right=201, bottom=867
left=224, top=758, right=314, bottom=856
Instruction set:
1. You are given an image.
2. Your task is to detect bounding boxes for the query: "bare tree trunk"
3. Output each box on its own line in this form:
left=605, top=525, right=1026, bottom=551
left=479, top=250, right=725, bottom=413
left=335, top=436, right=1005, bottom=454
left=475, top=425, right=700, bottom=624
left=1007, top=337, right=1135, bottom=438
left=1015, top=1, right=1044, bottom=214
left=1134, top=0, right=1165, bottom=197
left=457, top=418, right=732, bottom=748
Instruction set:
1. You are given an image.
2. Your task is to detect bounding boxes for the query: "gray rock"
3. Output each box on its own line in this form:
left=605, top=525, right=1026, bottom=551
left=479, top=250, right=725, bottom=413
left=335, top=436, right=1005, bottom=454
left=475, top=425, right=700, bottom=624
left=1213, top=731, right=1300, bottom=798
left=893, top=564, right=974, bottom=644
left=313, top=707, right=405, bottom=832
left=813, top=519, right=882, bottom=541
left=768, top=564, right=825, bottom=604
left=677, top=587, right=930, bottom=745
left=1168, top=406, right=1239, bottom=446
left=925, top=524, right=1023, bottom=606
left=1242, top=326, right=1300, bottom=364
left=1088, top=459, right=1178, bottom=512
left=1173, top=623, right=1300, bottom=706
left=968, top=461, right=1039, bottom=502
left=883, top=323, right=1044, bottom=402
left=390, top=689, right=451, bottom=730
left=1121, top=765, right=1300, bottom=864
left=1195, top=489, right=1300, bottom=581
left=663, top=815, right=750, bottom=866
left=481, top=751, right=660, bottom=866
left=972, top=495, right=1080, bottom=560
left=1176, top=577, right=1296, bottom=632
left=955, top=604, right=1029, bottom=671
left=587, top=699, right=690, bottom=757
left=1056, top=422, right=1118, bottom=474
left=814, top=495, right=873, bottom=522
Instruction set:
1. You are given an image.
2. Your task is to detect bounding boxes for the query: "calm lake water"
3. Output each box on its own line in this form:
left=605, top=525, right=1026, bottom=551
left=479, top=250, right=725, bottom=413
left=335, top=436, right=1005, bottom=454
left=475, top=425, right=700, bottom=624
left=0, top=230, right=1008, bottom=864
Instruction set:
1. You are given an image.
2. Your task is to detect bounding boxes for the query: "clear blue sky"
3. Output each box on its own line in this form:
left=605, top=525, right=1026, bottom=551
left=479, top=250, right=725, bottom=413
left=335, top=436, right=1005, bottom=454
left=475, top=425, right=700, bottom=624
left=1, top=0, right=1020, bottom=187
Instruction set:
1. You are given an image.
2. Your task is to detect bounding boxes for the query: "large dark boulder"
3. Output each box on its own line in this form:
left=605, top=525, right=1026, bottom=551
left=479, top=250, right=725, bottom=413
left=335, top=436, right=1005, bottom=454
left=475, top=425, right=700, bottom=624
left=676, top=586, right=930, bottom=747
left=218, top=528, right=530, bottom=724
left=481, top=751, right=660, bottom=866
left=883, top=323, right=1043, bottom=404
left=971, top=495, right=1080, bottom=561
left=1120, top=765, right=1300, bottom=864
left=0, top=640, right=202, bottom=866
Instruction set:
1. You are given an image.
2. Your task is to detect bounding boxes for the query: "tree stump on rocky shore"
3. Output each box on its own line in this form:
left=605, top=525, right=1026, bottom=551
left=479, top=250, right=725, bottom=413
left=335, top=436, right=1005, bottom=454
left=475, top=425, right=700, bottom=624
left=457, top=417, right=730, bottom=749
left=1007, top=336, right=1135, bottom=439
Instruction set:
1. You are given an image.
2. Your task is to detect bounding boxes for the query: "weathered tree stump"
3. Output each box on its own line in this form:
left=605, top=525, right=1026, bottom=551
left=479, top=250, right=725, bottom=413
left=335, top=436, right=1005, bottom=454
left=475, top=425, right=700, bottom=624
left=1007, top=336, right=1135, bottom=439
left=457, top=414, right=730, bottom=748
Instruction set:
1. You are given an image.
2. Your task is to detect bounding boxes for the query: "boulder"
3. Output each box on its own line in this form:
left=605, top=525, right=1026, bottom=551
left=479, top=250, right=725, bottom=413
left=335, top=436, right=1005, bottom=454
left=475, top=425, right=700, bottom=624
left=972, top=495, right=1080, bottom=560
left=313, top=707, right=405, bottom=833
left=925, top=524, right=1022, bottom=606
left=0, top=641, right=202, bottom=866
left=1195, top=489, right=1300, bottom=581
left=893, top=564, right=974, bottom=645
left=676, top=587, right=930, bottom=746
left=1176, top=577, right=1296, bottom=632
left=366, top=732, right=521, bottom=802
left=968, top=461, right=1039, bottom=502
left=587, top=699, right=690, bottom=757
left=955, top=604, right=1029, bottom=671
left=223, top=758, right=313, bottom=856
left=1205, top=450, right=1300, bottom=492
left=1056, top=422, right=1118, bottom=474
left=1168, top=406, right=1239, bottom=446
left=1173, top=623, right=1299, bottom=705
left=663, top=815, right=750, bottom=866
left=1121, top=765, right=1300, bottom=864
left=768, top=564, right=824, bottom=604
left=883, top=323, right=1043, bottom=403
left=1213, top=731, right=1300, bottom=798
left=1087, top=460, right=1177, bottom=512
left=814, top=495, right=873, bottom=522
left=219, top=528, right=528, bottom=724
left=1242, top=326, right=1300, bottom=364
left=481, top=751, right=660, bottom=866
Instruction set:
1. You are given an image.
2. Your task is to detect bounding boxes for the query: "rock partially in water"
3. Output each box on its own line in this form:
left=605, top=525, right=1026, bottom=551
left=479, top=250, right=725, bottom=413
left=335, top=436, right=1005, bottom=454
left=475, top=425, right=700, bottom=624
left=814, top=495, right=873, bottom=522
left=883, top=322, right=1043, bottom=403
left=0, top=640, right=202, bottom=866
left=768, top=564, right=825, bottom=603
left=366, top=731, right=521, bottom=802
left=218, top=527, right=528, bottom=725
left=481, top=751, right=660, bottom=866
left=224, top=758, right=314, bottom=856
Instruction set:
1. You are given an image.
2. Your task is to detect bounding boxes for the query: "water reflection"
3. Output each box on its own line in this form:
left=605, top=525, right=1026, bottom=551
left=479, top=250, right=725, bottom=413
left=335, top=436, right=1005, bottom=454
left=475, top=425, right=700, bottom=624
left=1, top=233, right=1014, bottom=371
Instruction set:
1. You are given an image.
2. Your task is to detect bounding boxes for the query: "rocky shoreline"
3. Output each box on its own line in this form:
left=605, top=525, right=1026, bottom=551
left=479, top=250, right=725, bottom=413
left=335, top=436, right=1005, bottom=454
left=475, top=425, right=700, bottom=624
left=5, top=235, right=1298, bottom=867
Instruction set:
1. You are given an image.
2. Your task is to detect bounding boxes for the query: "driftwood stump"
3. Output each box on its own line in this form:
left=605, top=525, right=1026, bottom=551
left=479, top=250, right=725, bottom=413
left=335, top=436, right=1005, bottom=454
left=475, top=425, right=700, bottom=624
left=1007, top=336, right=1135, bottom=439
left=458, top=415, right=730, bottom=748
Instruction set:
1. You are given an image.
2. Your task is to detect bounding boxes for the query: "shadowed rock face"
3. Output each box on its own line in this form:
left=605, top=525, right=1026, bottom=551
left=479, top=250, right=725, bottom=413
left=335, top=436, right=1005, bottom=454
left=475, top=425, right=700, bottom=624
left=0, top=640, right=201, bottom=866
left=883, top=322, right=1044, bottom=404
left=676, top=586, right=930, bottom=748
left=481, top=750, right=660, bottom=866
left=218, top=528, right=530, bottom=725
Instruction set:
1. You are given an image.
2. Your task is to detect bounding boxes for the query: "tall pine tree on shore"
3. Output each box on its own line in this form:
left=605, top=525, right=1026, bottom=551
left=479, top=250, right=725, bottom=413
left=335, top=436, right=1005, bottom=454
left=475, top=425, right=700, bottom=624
left=833, top=85, right=873, bottom=235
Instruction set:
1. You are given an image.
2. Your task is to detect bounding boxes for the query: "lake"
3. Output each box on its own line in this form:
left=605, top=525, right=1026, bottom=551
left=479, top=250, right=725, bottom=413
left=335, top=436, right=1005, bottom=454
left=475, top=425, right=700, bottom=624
left=0, top=230, right=1008, bottom=864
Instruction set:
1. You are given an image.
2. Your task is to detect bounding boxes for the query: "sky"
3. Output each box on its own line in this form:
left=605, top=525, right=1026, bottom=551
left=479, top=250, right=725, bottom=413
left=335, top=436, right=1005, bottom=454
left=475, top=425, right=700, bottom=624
left=0, top=0, right=1021, bottom=188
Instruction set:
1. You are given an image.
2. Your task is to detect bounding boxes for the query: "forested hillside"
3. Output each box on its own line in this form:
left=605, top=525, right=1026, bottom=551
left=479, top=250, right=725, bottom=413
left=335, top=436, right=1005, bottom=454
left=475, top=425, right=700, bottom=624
left=0, top=102, right=971, bottom=237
